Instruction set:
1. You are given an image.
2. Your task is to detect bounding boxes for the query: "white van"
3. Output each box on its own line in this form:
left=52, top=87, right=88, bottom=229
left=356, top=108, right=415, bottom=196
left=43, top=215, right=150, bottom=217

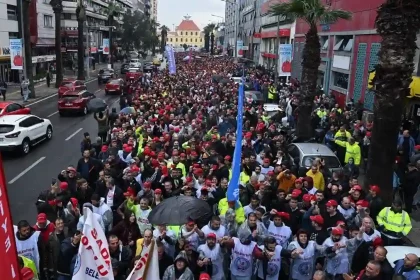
left=129, top=58, right=141, bottom=68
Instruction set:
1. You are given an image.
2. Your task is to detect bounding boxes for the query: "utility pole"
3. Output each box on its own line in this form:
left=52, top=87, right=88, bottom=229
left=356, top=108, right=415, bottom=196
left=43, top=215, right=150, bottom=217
left=85, top=23, right=90, bottom=80
left=234, top=0, right=238, bottom=58
left=274, top=15, right=280, bottom=84
left=19, top=0, right=27, bottom=81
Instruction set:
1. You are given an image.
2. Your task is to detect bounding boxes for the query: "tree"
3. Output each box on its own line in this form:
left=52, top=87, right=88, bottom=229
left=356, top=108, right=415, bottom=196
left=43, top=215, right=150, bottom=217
left=367, top=0, right=420, bottom=204
left=23, top=0, right=35, bottom=97
left=160, top=25, right=169, bottom=53
left=50, top=0, right=63, bottom=88
left=76, top=0, right=85, bottom=80
left=203, top=23, right=215, bottom=53
left=270, top=0, right=351, bottom=139
left=106, top=2, right=122, bottom=69
left=210, top=32, right=215, bottom=55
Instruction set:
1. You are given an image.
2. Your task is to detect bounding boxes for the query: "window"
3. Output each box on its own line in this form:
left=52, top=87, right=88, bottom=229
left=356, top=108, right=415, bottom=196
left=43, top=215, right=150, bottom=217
left=180, top=38, right=183, bottom=42
left=180, top=31, right=183, bottom=35
left=9, top=32, right=19, bottom=39
left=195, top=32, right=198, bottom=35
left=195, top=38, right=197, bottom=42
left=320, top=36, right=329, bottom=51
left=200, top=38, right=202, bottom=42
left=44, top=15, right=53, bottom=27
left=176, top=38, right=178, bottom=42
left=332, top=71, right=349, bottom=90
left=334, top=35, right=353, bottom=52
left=6, top=103, right=22, bottom=113
left=7, top=5, right=17, bottom=21
left=170, top=38, right=173, bottom=42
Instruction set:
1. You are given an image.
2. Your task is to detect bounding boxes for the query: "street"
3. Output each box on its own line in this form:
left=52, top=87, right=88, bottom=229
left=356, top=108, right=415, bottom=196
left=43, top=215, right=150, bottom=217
left=3, top=74, right=121, bottom=224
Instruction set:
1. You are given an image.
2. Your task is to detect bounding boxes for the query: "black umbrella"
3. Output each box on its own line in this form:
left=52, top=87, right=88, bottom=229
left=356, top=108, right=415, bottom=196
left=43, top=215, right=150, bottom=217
left=88, top=98, right=108, bottom=113
left=148, top=196, right=212, bottom=225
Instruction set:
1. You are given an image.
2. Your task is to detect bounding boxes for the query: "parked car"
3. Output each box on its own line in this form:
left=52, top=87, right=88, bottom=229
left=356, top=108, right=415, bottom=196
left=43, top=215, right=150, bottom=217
left=263, top=103, right=284, bottom=118
left=58, top=90, right=96, bottom=116
left=126, top=68, right=142, bottom=81
left=58, top=79, right=87, bottom=98
left=0, top=114, right=53, bottom=155
left=0, top=102, right=31, bottom=116
left=97, top=69, right=115, bottom=84
left=105, top=79, right=124, bottom=95
left=143, top=62, right=154, bottom=73
left=129, top=58, right=142, bottom=68
left=121, top=63, right=130, bottom=74
left=287, top=143, right=343, bottom=173
left=385, top=246, right=420, bottom=272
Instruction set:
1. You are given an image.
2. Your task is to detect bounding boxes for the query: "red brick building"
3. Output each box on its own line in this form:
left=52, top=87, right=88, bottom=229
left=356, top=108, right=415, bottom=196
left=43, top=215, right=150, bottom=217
left=291, top=0, right=384, bottom=109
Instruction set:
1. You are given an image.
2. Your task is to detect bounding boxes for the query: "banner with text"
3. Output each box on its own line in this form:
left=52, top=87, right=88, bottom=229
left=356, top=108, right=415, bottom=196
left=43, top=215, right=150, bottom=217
left=227, top=82, right=244, bottom=202
left=236, top=40, right=243, bottom=58
left=72, top=208, right=114, bottom=280
left=0, top=153, right=20, bottom=280
left=126, top=240, right=159, bottom=280
left=102, top=39, right=110, bottom=55
left=278, top=44, right=292, bottom=76
left=10, top=39, right=23, bottom=70
left=165, top=45, right=176, bottom=75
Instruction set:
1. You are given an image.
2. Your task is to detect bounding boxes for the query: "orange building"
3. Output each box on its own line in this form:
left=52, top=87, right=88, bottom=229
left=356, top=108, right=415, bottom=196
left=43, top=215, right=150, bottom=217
left=167, top=16, right=204, bottom=48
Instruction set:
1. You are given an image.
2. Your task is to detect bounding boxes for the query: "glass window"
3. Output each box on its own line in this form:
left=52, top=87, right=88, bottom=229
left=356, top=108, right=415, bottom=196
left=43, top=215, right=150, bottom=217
left=44, top=15, right=53, bottom=27
left=180, top=31, right=183, bottom=35
left=7, top=5, right=17, bottom=21
left=195, top=32, right=198, bottom=35
left=9, top=32, right=19, bottom=39
left=180, top=38, right=183, bottom=42
left=344, top=39, right=354, bottom=52
left=333, top=72, right=349, bottom=90
left=333, top=39, right=344, bottom=51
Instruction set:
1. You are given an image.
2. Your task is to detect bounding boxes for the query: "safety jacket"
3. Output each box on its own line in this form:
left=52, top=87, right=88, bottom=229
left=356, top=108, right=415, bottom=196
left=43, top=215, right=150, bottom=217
left=377, top=207, right=412, bottom=238
left=268, top=86, right=276, bottom=100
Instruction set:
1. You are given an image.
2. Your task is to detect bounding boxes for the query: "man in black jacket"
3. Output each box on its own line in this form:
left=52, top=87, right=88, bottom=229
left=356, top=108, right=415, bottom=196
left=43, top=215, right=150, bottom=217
left=157, top=240, right=173, bottom=279
left=108, top=235, right=132, bottom=277
left=57, top=230, right=81, bottom=279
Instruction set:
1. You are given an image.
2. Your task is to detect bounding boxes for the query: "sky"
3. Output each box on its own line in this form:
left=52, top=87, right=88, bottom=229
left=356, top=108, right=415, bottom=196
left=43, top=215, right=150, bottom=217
left=157, top=0, right=225, bottom=30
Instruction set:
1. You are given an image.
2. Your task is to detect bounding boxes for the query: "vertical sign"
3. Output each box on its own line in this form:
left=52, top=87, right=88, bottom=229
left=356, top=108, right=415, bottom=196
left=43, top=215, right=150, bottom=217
left=165, top=45, right=176, bottom=75
left=236, top=40, right=243, bottom=58
left=10, top=39, right=23, bottom=70
left=0, top=153, right=20, bottom=280
left=278, top=44, right=292, bottom=76
left=102, top=39, right=110, bottom=55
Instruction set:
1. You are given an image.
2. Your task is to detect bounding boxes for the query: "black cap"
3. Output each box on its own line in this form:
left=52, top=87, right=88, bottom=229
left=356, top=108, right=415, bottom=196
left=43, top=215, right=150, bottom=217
left=84, top=132, right=90, bottom=137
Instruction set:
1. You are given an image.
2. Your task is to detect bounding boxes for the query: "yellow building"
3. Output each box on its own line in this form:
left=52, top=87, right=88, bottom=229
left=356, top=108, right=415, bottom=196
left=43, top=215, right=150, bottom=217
left=167, top=16, right=204, bottom=48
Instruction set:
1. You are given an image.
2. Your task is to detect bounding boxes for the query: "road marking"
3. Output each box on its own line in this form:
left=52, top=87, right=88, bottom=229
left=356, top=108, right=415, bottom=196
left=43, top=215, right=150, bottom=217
left=8, top=157, right=46, bottom=184
left=65, top=128, right=83, bottom=141
left=95, top=89, right=101, bottom=93
left=27, top=93, right=57, bottom=107
left=47, top=111, right=58, bottom=117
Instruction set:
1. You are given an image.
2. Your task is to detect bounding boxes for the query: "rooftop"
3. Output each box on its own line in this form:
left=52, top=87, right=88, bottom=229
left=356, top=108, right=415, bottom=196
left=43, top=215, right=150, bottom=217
left=176, top=19, right=200, bottom=31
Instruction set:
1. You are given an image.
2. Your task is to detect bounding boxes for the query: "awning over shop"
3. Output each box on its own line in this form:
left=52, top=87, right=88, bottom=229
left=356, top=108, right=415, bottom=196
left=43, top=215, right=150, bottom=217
left=368, top=71, right=420, bottom=98
left=37, top=38, right=55, bottom=47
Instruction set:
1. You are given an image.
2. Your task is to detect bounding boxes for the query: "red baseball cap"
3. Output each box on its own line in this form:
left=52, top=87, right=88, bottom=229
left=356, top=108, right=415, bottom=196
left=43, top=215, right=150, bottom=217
left=37, top=213, right=47, bottom=223
left=21, top=267, right=35, bottom=280
left=199, top=273, right=211, bottom=280
left=352, top=185, right=362, bottom=191
left=291, top=189, right=302, bottom=198
left=356, top=200, right=369, bottom=208
left=59, top=182, right=68, bottom=191
left=275, top=211, right=290, bottom=220
left=332, top=227, right=344, bottom=236
left=370, top=185, right=380, bottom=193
left=326, top=200, right=338, bottom=207
left=123, top=187, right=135, bottom=197
left=295, top=177, right=303, bottom=183
left=310, top=215, right=324, bottom=225
left=154, top=189, right=162, bottom=194
left=70, top=197, right=78, bottom=208
left=207, top=233, right=217, bottom=239
left=224, top=155, right=231, bottom=161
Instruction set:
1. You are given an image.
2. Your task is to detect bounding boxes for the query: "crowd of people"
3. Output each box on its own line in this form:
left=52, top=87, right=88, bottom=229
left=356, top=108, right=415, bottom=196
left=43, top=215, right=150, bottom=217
left=13, top=53, right=420, bottom=280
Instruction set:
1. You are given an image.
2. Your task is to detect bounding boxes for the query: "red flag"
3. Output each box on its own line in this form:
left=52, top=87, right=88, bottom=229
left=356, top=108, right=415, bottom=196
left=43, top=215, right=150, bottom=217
left=0, top=153, right=20, bottom=280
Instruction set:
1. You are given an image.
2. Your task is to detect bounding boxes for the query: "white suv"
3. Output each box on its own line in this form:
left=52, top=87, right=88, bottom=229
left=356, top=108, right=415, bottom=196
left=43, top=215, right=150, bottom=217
left=0, top=115, right=53, bottom=155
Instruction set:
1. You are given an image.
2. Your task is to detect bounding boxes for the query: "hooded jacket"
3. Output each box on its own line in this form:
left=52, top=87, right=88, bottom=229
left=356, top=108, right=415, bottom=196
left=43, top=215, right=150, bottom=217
left=92, top=197, right=113, bottom=232
left=237, top=218, right=266, bottom=246
left=162, top=251, right=195, bottom=280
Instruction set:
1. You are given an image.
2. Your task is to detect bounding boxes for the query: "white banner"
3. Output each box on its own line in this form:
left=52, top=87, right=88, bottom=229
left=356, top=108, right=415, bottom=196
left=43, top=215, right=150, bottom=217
left=72, top=208, right=114, bottom=280
left=126, top=240, right=159, bottom=280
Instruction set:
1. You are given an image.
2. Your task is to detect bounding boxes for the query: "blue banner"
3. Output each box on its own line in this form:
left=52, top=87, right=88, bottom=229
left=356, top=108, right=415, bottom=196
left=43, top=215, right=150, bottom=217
left=165, top=45, right=176, bottom=75
left=227, top=82, right=244, bottom=202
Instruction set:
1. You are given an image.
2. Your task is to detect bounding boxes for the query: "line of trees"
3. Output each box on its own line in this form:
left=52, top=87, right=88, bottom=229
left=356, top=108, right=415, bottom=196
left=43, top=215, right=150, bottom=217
left=269, top=0, right=420, bottom=203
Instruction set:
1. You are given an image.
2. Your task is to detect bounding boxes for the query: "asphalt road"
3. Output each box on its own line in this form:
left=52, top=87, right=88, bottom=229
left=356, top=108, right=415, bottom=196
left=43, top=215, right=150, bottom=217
left=3, top=75, right=121, bottom=224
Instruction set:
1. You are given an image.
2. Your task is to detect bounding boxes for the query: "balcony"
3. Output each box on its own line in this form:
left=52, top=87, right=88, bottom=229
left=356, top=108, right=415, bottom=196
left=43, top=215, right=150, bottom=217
left=62, top=0, right=77, bottom=8
left=61, top=19, right=78, bottom=28
left=91, top=0, right=108, bottom=7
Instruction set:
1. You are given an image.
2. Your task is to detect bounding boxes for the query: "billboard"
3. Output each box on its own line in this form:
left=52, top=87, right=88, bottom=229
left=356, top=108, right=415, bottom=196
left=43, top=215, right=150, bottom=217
left=102, top=39, right=110, bottom=55
left=236, top=40, right=243, bottom=58
left=10, top=39, right=23, bottom=70
left=278, top=44, right=292, bottom=76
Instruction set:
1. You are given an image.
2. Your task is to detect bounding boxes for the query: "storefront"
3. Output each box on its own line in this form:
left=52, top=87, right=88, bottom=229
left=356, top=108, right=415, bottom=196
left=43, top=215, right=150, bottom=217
left=0, top=46, right=20, bottom=83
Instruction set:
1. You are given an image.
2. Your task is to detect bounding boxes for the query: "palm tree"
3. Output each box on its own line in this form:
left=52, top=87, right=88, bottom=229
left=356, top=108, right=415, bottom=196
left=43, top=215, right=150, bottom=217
left=204, top=23, right=216, bottom=53
left=160, top=25, right=169, bottom=53
left=50, top=0, right=63, bottom=87
left=270, top=0, right=351, bottom=138
left=366, top=0, right=420, bottom=204
left=76, top=0, right=86, bottom=80
left=23, top=0, right=35, bottom=97
left=106, top=2, right=122, bottom=69
left=149, top=20, right=159, bottom=56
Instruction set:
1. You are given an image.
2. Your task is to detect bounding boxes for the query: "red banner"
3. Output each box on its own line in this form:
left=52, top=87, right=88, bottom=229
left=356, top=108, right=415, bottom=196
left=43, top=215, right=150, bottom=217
left=0, top=153, right=21, bottom=280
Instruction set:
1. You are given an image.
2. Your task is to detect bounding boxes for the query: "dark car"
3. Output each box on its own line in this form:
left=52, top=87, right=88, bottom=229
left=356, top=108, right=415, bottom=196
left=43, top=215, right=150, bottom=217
left=121, top=63, right=130, bottom=74
left=143, top=62, right=154, bottom=73
left=98, top=69, right=115, bottom=84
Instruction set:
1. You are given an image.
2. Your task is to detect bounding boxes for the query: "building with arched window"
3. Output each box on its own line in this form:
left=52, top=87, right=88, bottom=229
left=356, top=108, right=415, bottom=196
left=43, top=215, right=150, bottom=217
left=166, top=15, right=204, bottom=48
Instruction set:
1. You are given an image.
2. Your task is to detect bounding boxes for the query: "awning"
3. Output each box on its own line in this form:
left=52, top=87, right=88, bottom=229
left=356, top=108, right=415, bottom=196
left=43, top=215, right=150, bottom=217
left=37, top=38, right=55, bottom=47
left=368, top=71, right=420, bottom=98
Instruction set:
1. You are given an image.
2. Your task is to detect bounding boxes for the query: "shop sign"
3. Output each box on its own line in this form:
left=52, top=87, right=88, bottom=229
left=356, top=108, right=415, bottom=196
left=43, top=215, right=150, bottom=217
left=0, top=47, right=10, bottom=57
left=32, top=55, right=56, bottom=63
left=90, top=47, right=98, bottom=53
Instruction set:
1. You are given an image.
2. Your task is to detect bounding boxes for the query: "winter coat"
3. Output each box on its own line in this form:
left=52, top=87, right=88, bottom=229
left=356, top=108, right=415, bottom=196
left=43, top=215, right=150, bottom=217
left=57, top=237, right=79, bottom=276
left=237, top=219, right=266, bottom=245
left=162, top=252, right=195, bottom=280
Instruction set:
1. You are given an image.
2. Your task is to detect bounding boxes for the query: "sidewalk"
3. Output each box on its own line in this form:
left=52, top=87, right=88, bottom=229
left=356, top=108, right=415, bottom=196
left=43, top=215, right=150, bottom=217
left=405, top=211, right=420, bottom=247
left=5, top=62, right=121, bottom=103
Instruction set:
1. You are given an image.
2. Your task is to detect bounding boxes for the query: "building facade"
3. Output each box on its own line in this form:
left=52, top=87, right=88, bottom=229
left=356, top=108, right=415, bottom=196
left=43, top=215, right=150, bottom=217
left=167, top=16, right=204, bottom=48
left=150, top=0, right=157, bottom=20
left=223, top=0, right=237, bottom=55
left=292, top=0, right=386, bottom=109
left=0, top=0, right=19, bottom=82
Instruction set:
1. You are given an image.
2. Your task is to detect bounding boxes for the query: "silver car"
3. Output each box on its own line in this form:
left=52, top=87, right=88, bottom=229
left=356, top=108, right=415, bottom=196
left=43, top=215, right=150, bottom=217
left=287, top=143, right=343, bottom=173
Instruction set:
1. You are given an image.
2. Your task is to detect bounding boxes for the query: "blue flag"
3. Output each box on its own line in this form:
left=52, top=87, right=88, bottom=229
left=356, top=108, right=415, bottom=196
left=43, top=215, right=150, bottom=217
left=227, top=82, right=244, bottom=202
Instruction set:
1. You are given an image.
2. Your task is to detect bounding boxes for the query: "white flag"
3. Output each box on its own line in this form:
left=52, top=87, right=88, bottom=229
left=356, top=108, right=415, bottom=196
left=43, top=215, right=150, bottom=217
left=126, top=240, right=160, bottom=280
left=72, top=208, right=114, bottom=280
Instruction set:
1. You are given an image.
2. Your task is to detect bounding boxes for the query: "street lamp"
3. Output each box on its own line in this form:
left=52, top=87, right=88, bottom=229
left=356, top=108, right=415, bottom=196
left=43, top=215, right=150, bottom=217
left=221, top=0, right=238, bottom=58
